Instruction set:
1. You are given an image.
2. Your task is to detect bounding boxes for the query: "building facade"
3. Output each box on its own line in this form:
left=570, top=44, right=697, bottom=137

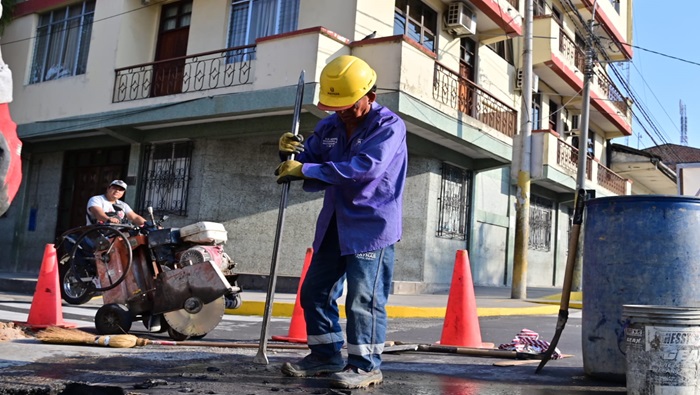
left=0, top=0, right=633, bottom=292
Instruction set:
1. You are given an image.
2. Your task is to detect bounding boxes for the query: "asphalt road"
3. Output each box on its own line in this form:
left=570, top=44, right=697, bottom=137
left=0, top=293, right=626, bottom=394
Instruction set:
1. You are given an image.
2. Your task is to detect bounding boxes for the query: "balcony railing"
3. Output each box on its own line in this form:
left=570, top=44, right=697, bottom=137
left=556, top=138, right=592, bottom=180
left=594, top=68, right=628, bottom=115
left=598, top=162, right=627, bottom=195
left=113, top=45, right=256, bottom=103
left=433, top=63, right=517, bottom=137
left=559, top=29, right=585, bottom=72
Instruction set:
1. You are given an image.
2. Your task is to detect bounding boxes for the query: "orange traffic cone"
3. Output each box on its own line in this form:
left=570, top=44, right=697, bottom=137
left=271, top=247, right=313, bottom=343
left=438, top=250, right=484, bottom=348
left=19, top=244, right=77, bottom=329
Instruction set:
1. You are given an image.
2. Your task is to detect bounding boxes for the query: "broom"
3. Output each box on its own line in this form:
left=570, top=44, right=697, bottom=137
left=35, top=326, right=309, bottom=350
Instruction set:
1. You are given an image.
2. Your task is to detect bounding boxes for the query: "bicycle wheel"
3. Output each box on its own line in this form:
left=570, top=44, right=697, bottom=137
left=68, top=225, right=133, bottom=292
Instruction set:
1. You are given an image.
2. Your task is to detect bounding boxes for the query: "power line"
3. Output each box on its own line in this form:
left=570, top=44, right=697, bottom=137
left=615, top=41, right=700, bottom=68
left=558, top=0, right=685, bottom=163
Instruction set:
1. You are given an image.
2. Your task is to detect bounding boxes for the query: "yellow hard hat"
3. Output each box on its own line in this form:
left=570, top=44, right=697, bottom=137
left=318, top=55, right=377, bottom=111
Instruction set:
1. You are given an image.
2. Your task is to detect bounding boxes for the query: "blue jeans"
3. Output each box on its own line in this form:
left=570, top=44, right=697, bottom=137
left=300, top=218, right=395, bottom=372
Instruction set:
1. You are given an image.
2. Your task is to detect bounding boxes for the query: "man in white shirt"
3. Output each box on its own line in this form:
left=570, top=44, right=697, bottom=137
left=86, top=180, right=146, bottom=226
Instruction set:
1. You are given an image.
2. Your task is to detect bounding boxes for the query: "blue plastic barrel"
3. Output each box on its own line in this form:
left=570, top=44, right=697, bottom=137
left=582, top=195, right=700, bottom=382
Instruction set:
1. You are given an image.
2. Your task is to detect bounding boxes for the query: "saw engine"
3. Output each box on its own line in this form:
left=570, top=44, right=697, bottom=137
left=178, top=245, right=233, bottom=270
left=56, top=218, right=242, bottom=341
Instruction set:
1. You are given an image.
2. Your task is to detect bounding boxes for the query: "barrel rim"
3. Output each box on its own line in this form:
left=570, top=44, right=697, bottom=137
left=623, top=304, right=700, bottom=321
left=586, top=195, right=700, bottom=206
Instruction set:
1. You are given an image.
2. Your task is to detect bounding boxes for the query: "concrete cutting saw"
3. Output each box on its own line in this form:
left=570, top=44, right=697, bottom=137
left=56, top=212, right=242, bottom=340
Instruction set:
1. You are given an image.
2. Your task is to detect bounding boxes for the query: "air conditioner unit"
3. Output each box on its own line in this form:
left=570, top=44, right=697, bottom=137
left=444, top=2, right=477, bottom=37
left=515, top=68, right=539, bottom=93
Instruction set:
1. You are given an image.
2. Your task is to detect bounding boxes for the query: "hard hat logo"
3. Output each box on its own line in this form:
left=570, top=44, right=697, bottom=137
left=317, top=55, right=377, bottom=112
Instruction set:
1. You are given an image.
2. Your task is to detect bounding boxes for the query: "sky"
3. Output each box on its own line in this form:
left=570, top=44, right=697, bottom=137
left=624, top=0, right=700, bottom=149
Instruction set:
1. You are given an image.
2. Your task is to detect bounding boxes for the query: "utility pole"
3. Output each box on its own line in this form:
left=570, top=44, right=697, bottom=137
left=576, top=19, right=594, bottom=190
left=511, top=0, right=533, bottom=300
left=570, top=16, right=595, bottom=292
left=680, top=100, right=688, bottom=146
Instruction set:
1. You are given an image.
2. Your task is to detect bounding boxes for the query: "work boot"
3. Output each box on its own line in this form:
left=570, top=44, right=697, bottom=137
left=329, top=365, right=383, bottom=389
left=281, top=353, right=345, bottom=377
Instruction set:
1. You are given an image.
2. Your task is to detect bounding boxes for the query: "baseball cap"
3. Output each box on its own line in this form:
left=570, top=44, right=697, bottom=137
left=110, top=180, right=127, bottom=190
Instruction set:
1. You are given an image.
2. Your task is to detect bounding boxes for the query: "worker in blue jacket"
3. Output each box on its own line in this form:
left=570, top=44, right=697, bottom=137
left=276, top=55, right=407, bottom=390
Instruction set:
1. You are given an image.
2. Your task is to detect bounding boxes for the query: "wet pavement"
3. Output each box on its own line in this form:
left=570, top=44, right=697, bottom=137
left=0, top=338, right=626, bottom=395
left=0, top=290, right=627, bottom=395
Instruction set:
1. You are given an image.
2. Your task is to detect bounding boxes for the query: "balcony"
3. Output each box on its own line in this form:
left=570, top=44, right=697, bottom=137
left=113, top=46, right=256, bottom=103
left=532, top=130, right=631, bottom=195
left=558, top=29, right=585, bottom=73
left=554, top=137, right=592, bottom=182
left=532, top=16, right=631, bottom=138
left=109, top=28, right=517, bottom=145
left=597, top=161, right=627, bottom=195
left=433, top=63, right=517, bottom=138
left=99, top=28, right=514, bottom=164
left=593, top=68, right=628, bottom=118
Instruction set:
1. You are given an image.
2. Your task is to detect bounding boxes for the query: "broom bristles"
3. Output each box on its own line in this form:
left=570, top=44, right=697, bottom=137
left=36, top=326, right=141, bottom=348
left=36, top=326, right=96, bottom=344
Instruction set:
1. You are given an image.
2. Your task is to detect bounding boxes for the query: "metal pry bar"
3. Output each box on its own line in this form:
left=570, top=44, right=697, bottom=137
left=254, top=70, right=305, bottom=365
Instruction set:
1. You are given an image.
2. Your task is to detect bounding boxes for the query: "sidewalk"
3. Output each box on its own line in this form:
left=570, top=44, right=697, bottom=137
left=0, top=271, right=582, bottom=318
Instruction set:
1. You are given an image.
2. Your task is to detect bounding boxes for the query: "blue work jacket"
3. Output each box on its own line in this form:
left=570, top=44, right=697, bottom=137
left=297, top=102, right=408, bottom=256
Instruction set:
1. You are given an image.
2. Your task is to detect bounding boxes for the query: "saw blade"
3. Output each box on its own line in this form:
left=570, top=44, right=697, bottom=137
left=163, top=296, right=225, bottom=337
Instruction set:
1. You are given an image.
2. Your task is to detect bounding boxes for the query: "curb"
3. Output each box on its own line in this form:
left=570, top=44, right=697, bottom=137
left=226, top=300, right=565, bottom=319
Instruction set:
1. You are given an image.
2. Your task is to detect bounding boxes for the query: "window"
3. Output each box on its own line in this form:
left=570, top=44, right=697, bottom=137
left=394, top=0, right=437, bottom=52
left=436, top=163, right=472, bottom=240
left=460, top=37, right=476, bottom=73
left=139, top=141, right=193, bottom=216
left=227, top=0, right=299, bottom=54
left=529, top=196, right=553, bottom=251
left=549, top=100, right=559, bottom=132
left=571, top=114, right=580, bottom=129
left=532, top=94, right=542, bottom=130
left=161, top=0, right=192, bottom=32
left=552, top=6, right=563, bottom=26
left=571, top=131, right=595, bottom=157
left=487, top=38, right=514, bottom=65
left=30, top=0, right=95, bottom=84
left=534, top=0, right=546, bottom=16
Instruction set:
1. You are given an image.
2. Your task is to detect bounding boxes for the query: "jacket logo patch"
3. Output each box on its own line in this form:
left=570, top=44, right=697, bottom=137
left=323, top=137, right=338, bottom=147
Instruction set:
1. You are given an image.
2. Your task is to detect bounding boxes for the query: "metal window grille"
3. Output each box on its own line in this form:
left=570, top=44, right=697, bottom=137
left=30, top=0, right=95, bottom=84
left=436, top=163, right=471, bottom=240
left=528, top=195, right=553, bottom=251
left=138, top=141, right=193, bottom=216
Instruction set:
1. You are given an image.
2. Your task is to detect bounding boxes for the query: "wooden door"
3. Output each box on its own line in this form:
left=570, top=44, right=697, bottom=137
left=70, top=165, right=123, bottom=227
left=152, top=1, right=192, bottom=97
left=56, top=147, right=130, bottom=235
left=459, top=38, right=476, bottom=116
